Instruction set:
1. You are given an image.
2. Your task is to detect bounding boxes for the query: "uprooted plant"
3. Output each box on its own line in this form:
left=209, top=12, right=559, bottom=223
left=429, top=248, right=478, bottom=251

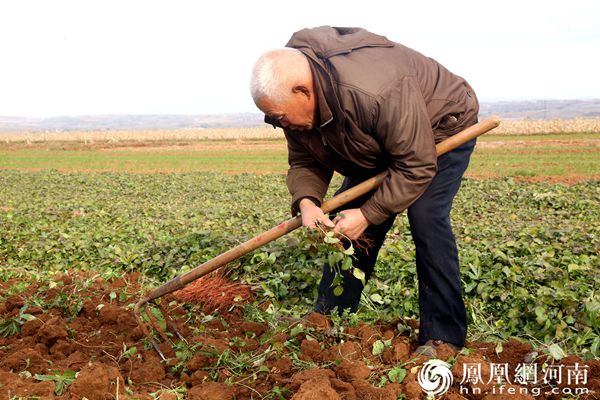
left=306, top=221, right=373, bottom=297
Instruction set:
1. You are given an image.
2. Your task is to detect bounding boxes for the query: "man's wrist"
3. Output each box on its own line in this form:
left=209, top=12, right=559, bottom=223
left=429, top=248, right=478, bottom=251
left=299, top=197, right=319, bottom=209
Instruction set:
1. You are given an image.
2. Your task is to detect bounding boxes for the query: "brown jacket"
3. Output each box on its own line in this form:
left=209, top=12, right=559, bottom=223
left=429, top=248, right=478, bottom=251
left=267, top=26, right=479, bottom=225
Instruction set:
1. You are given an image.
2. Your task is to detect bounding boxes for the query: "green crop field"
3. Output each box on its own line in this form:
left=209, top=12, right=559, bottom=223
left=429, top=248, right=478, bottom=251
left=1, top=132, right=599, bottom=179
left=1, top=151, right=598, bottom=357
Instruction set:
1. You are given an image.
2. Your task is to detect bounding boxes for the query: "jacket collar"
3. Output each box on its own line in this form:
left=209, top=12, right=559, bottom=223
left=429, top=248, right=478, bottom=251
left=312, top=60, right=334, bottom=129
left=266, top=26, right=394, bottom=131
left=295, top=47, right=344, bottom=131
left=286, top=26, right=393, bottom=59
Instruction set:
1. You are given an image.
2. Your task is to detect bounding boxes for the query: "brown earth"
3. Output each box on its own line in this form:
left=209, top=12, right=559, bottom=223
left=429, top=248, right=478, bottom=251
left=466, top=173, right=600, bottom=185
left=0, top=272, right=597, bottom=399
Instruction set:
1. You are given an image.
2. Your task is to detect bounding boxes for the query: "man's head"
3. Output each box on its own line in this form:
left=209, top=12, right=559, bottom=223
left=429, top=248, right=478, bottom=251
left=250, top=48, right=316, bottom=131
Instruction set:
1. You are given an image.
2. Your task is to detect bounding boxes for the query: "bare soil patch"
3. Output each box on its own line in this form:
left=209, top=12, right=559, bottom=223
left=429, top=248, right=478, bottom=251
left=466, top=173, right=599, bottom=185
left=0, top=273, right=597, bottom=399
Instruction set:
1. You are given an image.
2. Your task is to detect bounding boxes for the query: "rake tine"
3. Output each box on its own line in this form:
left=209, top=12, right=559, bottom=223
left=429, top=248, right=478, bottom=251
left=158, top=301, right=187, bottom=343
left=167, top=319, right=186, bottom=342
left=134, top=281, right=192, bottom=361
left=137, top=303, right=168, bottom=362
left=146, top=301, right=171, bottom=344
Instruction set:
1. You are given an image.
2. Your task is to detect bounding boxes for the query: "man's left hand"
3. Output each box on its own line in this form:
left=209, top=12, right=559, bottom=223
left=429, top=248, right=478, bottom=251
left=332, top=208, right=369, bottom=240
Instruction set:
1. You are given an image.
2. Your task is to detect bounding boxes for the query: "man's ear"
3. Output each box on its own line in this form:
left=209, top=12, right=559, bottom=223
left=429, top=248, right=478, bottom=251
left=292, top=85, right=311, bottom=98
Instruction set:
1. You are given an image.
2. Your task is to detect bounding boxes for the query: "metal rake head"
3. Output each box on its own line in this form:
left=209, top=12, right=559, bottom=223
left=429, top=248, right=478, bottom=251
left=134, top=297, right=187, bottom=362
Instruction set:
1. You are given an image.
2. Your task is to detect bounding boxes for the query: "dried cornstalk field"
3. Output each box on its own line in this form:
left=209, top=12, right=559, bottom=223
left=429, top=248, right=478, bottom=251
left=492, top=117, right=600, bottom=135
left=1, top=118, right=599, bottom=143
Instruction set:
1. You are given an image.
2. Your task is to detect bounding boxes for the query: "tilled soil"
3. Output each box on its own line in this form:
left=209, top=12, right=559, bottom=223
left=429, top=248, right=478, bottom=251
left=0, top=272, right=597, bottom=400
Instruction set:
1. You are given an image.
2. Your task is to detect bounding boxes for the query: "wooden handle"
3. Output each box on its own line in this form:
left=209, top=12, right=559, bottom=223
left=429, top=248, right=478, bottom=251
left=435, top=116, right=500, bottom=156
left=141, top=116, right=500, bottom=301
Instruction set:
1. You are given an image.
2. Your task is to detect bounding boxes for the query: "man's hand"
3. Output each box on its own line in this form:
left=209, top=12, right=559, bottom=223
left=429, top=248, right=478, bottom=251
left=299, top=198, right=335, bottom=229
left=332, top=208, right=369, bottom=240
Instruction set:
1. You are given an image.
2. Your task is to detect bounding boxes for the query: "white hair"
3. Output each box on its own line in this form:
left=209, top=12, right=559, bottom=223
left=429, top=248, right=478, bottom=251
left=250, top=48, right=311, bottom=104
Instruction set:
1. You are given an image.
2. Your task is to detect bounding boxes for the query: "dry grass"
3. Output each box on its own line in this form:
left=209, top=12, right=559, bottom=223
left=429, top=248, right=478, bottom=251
left=490, top=117, right=600, bottom=135
left=1, top=118, right=599, bottom=143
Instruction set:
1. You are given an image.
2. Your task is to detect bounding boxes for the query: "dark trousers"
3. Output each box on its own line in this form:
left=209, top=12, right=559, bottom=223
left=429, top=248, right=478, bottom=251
left=314, top=138, right=476, bottom=347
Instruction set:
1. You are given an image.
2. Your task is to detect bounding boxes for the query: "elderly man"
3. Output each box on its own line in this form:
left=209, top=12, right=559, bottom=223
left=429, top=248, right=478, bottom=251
left=250, top=26, right=479, bottom=357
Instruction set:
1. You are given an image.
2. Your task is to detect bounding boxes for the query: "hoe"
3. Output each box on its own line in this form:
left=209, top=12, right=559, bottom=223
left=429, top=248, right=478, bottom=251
left=134, top=116, right=501, bottom=361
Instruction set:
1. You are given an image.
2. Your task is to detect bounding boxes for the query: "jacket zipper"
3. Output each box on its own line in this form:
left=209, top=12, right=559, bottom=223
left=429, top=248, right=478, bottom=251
left=319, top=116, right=334, bottom=147
left=321, top=133, right=328, bottom=147
left=317, top=117, right=352, bottom=167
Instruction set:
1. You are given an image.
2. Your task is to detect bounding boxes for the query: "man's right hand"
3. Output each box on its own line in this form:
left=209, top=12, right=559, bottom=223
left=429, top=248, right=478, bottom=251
left=299, top=198, right=335, bottom=229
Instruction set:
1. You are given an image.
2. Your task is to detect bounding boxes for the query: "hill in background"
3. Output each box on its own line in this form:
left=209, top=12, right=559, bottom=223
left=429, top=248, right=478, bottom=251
left=0, top=113, right=263, bottom=133
left=1, top=99, right=599, bottom=133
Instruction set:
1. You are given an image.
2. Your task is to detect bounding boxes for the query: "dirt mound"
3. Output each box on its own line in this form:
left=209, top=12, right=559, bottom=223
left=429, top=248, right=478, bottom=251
left=69, top=363, right=124, bottom=400
left=0, top=272, right=597, bottom=399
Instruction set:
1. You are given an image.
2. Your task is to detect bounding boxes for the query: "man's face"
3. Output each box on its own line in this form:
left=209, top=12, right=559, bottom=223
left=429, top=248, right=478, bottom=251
left=256, top=87, right=316, bottom=131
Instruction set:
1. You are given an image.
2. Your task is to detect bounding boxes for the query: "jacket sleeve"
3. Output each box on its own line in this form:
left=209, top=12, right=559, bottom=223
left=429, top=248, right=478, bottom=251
left=360, top=76, right=437, bottom=225
left=284, top=130, right=334, bottom=215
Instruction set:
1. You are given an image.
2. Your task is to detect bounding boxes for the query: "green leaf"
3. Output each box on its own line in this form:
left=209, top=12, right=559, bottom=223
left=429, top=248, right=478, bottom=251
left=547, top=344, right=566, bottom=360
left=534, top=306, right=547, bottom=323
left=352, top=268, right=366, bottom=285
left=388, top=366, right=407, bottom=383
left=495, top=341, right=503, bottom=354
left=268, top=252, right=277, bottom=263
left=567, top=263, right=587, bottom=272
left=323, top=234, right=340, bottom=244
left=290, top=325, right=304, bottom=338
left=333, top=285, right=344, bottom=296
left=20, top=314, right=37, bottom=322
left=464, top=281, right=477, bottom=293
left=34, top=370, right=77, bottom=395
left=591, top=337, right=599, bottom=357
left=370, top=293, right=384, bottom=304
left=122, top=345, right=137, bottom=359
left=0, top=319, right=20, bottom=337
left=341, top=256, right=353, bottom=271
left=332, top=273, right=343, bottom=287
left=372, top=340, right=385, bottom=356
left=328, top=252, right=343, bottom=266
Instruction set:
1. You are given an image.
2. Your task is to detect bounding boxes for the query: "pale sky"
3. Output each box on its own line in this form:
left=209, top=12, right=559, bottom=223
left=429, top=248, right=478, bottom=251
left=1, top=0, right=598, bottom=117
